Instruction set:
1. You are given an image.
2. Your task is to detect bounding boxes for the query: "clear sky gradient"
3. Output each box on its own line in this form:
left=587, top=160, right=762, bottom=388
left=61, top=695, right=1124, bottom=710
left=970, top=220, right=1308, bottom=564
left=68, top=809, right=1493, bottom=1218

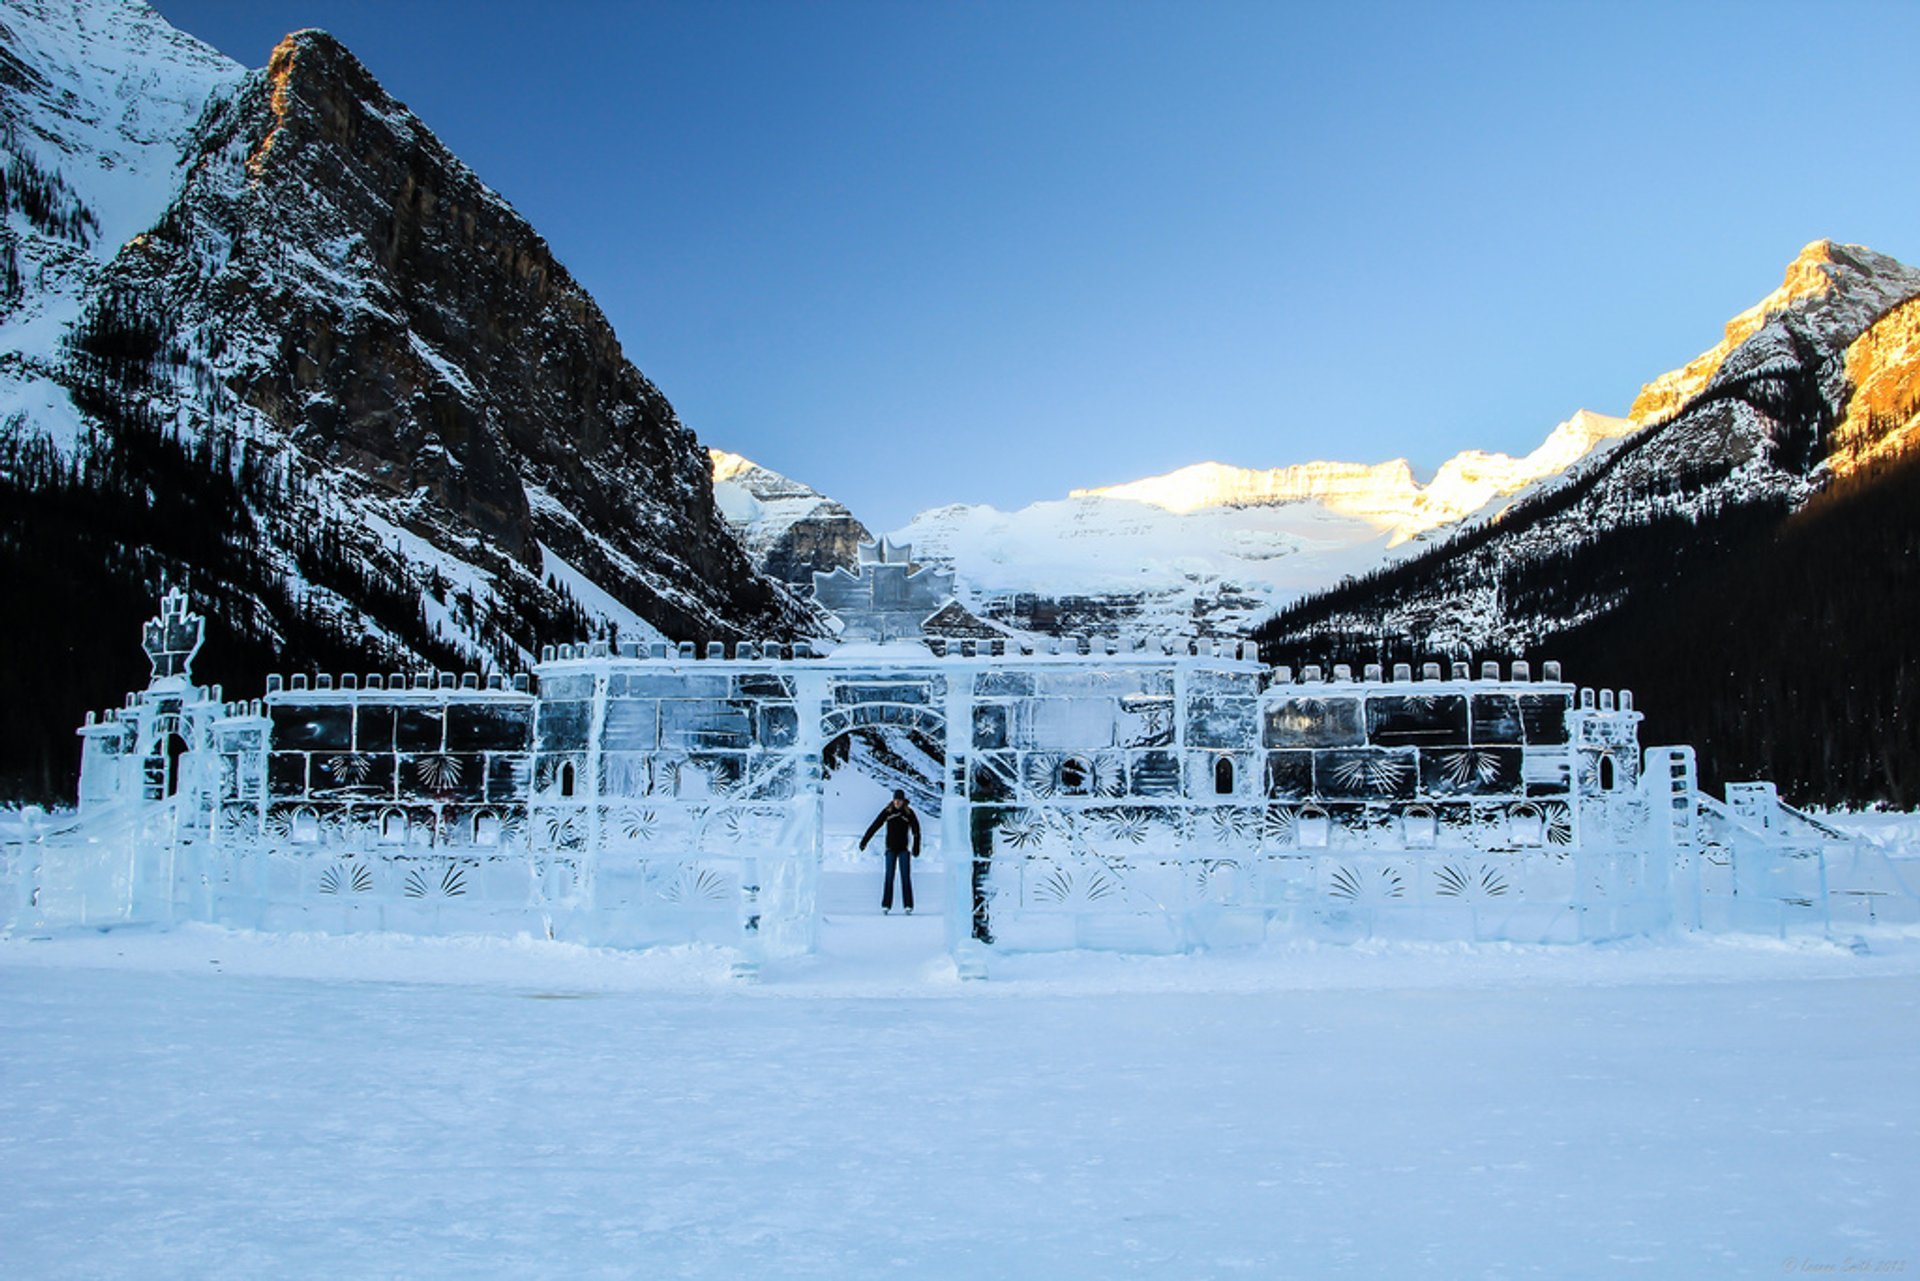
left=154, top=0, right=1920, bottom=532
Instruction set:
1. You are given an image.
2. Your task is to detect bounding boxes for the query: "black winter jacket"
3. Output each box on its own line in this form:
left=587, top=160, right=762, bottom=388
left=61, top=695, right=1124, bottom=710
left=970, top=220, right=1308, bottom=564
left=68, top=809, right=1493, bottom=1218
left=860, top=803, right=922, bottom=856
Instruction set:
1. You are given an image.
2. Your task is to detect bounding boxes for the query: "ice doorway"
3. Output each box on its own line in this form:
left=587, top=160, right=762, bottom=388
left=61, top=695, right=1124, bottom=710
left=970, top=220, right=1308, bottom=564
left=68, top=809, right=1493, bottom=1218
left=818, top=695, right=948, bottom=923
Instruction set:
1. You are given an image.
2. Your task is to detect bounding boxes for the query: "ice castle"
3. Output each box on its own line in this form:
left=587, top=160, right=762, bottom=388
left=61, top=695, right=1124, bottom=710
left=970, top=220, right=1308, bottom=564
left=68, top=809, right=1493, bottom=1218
left=5, top=548, right=1913, bottom=973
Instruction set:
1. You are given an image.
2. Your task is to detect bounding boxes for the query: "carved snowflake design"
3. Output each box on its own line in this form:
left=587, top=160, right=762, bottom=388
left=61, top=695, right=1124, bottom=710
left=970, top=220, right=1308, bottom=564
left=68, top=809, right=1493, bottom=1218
left=413, top=754, right=461, bottom=790
left=1207, top=806, right=1260, bottom=846
left=1192, top=858, right=1241, bottom=902
left=1434, top=863, right=1510, bottom=899
left=1541, top=802, right=1574, bottom=846
left=539, top=812, right=582, bottom=849
left=616, top=807, right=659, bottom=843
left=711, top=810, right=755, bottom=845
left=1098, top=809, right=1152, bottom=846
left=536, top=758, right=572, bottom=794
left=1137, top=702, right=1168, bottom=737
left=1022, top=755, right=1060, bottom=799
left=997, top=810, right=1049, bottom=851
left=403, top=864, right=467, bottom=898
left=1326, top=864, right=1406, bottom=903
left=1261, top=807, right=1298, bottom=848
left=322, top=753, right=375, bottom=784
left=694, top=760, right=739, bottom=798
left=318, top=862, right=373, bottom=895
left=1329, top=753, right=1413, bottom=795
left=657, top=866, right=733, bottom=905
left=1092, top=752, right=1127, bottom=798
left=1032, top=865, right=1120, bottom=907
left=646, top=757, right=682, bottom=797
left=1437, top=749, right=1507, bottom=788
left=763, top=715, right=797, bottom=747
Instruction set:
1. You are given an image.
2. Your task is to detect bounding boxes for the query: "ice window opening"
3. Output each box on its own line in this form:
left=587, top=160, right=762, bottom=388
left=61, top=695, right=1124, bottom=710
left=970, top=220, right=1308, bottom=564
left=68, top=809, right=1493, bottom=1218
left=559, top=761, right=577, bottom=798
left=380, top=810, right=407, bottom=844
left=1405, top=805, right=1437, bottom=848
left=1058, top=756, right=1091, bottom=796
left=163, top=732, right=188, bottom=797
left=1213, top=755, right=1235, bottom=796
left=474, top=811, right=501, bottom=846
left=1299, top=807, right=1330, bottom=848
left=291, top=808, right=319, bottom=844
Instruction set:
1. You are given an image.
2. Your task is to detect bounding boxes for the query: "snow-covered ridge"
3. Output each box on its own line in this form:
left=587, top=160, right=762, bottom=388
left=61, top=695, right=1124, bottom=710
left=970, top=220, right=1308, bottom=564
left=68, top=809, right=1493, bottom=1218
left=0, top=0, right=240, bottom=255
left=1071, top=408, right=1637, bottom=544
left=710, top=409, right=1643, bottom=638
left=0, top=0, right=241, bottom=358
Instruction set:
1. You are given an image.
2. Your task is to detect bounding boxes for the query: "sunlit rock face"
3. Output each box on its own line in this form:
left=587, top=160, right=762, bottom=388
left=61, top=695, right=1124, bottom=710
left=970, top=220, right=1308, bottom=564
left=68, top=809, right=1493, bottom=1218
left=1831, top=293, right=1920, bottom=472
left=1627, top=240, right=1917, bottom=426
left=710, top=450, right=873, bottom=587
left=121, top=27, right=800, bottom=635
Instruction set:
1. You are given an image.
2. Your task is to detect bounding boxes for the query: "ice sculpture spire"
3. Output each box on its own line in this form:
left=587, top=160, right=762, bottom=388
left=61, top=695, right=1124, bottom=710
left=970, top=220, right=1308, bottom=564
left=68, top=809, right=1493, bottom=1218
left=141, top=589, right=204, bottom=684
left=811, top=539, right=957, bottom=642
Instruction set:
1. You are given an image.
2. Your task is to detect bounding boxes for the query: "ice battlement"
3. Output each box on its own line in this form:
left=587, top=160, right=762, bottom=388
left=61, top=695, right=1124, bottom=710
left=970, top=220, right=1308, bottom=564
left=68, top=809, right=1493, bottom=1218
left=262, top=671, right=533, bottom=696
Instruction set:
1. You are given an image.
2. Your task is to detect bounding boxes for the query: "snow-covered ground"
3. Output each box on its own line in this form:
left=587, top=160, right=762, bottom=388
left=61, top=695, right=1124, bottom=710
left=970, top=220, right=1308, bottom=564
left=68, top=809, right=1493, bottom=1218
left=5, top=864, right=1920, bottom=1278
left=1821, top=809, right=1920, bottom=860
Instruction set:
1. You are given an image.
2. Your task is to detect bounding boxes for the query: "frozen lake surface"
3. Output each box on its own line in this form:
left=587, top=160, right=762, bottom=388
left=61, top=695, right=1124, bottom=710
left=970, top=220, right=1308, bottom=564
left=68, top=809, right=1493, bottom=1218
left=3, top=866, right=1918, bottom=1278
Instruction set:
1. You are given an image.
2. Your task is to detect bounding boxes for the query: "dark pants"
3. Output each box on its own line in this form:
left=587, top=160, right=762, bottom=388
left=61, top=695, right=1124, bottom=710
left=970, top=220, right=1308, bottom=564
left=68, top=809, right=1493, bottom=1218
left=883, top=849, right=914, bottom=911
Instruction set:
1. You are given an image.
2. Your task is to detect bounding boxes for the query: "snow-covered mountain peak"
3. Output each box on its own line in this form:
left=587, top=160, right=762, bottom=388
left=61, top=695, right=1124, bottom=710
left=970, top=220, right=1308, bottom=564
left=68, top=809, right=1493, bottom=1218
left=1071, top=458, right=1417, bottom=517
left=709, top=449, right=873, bottom=588
left=1629, top=240, right=1920, bottom=426
left=717, top=406, right=1644, bottom=640
left=1069, top=409, right=1637, bottom=544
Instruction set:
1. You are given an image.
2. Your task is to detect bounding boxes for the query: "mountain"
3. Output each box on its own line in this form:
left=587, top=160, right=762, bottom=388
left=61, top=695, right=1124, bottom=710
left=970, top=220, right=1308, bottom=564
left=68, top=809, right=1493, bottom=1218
left=710, top=449, right=872, bottom=589
left=869, top=409, right=1639, bottom=638
left=1073, top=409, right=1639, bottom=545
left=1254, top=240, right=1920, bottom=807
left=0, top=0, right=804, bottom=800
left=711, top=411, right=1641, bottom=641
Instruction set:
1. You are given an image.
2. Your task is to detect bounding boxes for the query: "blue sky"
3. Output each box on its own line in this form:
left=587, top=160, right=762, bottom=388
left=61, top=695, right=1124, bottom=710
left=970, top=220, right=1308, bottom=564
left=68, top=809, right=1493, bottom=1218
left=154, top=1, right=1920, bottom=532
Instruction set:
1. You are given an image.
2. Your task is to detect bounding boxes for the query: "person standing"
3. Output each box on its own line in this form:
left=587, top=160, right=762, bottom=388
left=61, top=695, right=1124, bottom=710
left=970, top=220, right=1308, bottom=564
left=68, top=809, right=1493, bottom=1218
left=859, top=789, right=921, bottom=915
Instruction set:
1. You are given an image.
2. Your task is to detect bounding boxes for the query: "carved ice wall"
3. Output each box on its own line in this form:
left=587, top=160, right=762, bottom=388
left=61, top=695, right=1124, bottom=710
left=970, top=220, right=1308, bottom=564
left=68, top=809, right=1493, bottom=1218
left=5, top=595, right=1912, bottom=970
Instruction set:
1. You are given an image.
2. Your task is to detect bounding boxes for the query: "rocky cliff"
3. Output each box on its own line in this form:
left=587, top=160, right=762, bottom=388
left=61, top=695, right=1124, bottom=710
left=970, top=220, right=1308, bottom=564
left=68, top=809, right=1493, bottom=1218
left=710, top=449, right=872, bottom=588
left=0, top=1, right=805, bottom=799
